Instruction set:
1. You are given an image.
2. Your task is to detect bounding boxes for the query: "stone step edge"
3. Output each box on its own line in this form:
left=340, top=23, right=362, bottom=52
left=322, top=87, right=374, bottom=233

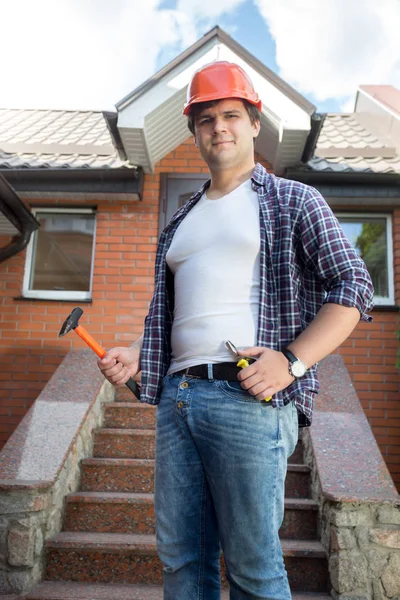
left=24, top=581, right=330, bottom=600
left=81, top=457, right=310, bottom=471
left=46, top=532, right=326, bottom=558
left=94, top=429, right=155, bottom=436
left=66, top=491, right=318, bottom=511
left=108, top=403, right=156, bottom=408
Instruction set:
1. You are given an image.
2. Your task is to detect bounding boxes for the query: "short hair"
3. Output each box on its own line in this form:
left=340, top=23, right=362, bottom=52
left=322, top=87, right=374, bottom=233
left=187, top=99, right=261, bottom=135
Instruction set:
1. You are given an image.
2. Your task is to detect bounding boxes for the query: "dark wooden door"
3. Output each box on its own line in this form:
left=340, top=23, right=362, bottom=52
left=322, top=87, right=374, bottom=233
left=158, top=174, right=208, bottom=234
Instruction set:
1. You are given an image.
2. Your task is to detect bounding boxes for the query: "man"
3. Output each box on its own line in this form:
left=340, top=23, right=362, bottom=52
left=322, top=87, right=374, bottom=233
left=98, top=62, right=374, bottom=600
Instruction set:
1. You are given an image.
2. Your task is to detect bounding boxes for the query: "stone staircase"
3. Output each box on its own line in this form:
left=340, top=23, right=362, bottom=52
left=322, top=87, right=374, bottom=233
left=24, top=387, right=331, bottom=599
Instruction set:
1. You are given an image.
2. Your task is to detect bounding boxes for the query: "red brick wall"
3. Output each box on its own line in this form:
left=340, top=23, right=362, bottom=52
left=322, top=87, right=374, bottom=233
left=337, top=313, right=400, bottom=488
left=0, top=139, right=399, bottom=490
left=335, top=207, right=400, bottom=489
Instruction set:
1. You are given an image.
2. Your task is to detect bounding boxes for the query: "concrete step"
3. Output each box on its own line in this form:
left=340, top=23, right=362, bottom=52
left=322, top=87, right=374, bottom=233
left=25, top=581, right=332, bottom=599
left=115, top=387, right=142, bottom=402
left=63, top=492, right=318, bottom=539
left=80, top=458, right=311, bottom=498
left=94, top=425, right=305, bottom=465
left=45, top=532, right=328, bottom=592
left=103, top=403, right=305, bottom=463
left=104, top=403, right=156, bottom=430
left=93, top=429, right=156, bottom=459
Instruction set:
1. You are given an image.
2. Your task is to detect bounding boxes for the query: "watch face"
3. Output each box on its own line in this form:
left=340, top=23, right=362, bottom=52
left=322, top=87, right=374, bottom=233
left=291, top=360, right=306, bottom=377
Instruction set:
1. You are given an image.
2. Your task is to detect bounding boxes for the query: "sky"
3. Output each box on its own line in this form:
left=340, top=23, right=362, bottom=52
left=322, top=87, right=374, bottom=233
left=0, top=0, right=399, bottom=114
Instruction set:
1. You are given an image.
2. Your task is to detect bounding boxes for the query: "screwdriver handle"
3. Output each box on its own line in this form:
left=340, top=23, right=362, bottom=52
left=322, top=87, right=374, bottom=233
left=236, top=358, right=272, bottom=402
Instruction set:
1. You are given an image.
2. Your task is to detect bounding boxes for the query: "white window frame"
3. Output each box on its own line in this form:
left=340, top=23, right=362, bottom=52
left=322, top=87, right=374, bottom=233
left=336, top=212, right=394, bottom=306
left=22, top=208, right=96, bottom=301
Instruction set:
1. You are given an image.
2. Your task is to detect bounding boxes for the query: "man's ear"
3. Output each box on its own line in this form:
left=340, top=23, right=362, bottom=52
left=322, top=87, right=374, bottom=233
left=253, top=119, right=261, bottom=139
left=193, top=134, right=198, bottom=148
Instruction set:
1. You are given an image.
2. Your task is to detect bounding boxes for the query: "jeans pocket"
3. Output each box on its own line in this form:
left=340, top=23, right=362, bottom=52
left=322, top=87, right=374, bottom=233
left=217, top=380, right=261, bottom=403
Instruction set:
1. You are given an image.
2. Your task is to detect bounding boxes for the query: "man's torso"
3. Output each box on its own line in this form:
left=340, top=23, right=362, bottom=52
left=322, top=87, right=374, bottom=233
left=166, top=178, right=260, bottom=373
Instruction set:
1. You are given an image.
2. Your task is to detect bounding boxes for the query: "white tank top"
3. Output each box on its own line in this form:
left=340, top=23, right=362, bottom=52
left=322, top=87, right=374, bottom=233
left=166, top=178, right=260, bottom=374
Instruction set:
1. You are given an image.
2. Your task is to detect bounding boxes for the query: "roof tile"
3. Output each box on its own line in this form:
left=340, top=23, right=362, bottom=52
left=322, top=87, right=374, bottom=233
left=0, top=108, right=132, bottom=169
left=310, top=113, right=400, bottom=173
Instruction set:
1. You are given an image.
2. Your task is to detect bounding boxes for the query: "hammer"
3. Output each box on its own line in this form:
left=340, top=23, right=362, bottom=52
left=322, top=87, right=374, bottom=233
left=58, top=307, right=140, bottom=399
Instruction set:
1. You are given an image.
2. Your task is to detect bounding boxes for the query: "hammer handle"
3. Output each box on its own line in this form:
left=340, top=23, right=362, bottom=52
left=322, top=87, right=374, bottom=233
left=75, top=325, right=106, bottom=358
left=74, top=325, right=141, bottom=399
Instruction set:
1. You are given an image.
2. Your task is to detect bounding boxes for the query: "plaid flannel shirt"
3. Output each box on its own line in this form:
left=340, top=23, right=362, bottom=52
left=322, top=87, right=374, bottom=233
left=140, top=163, right=374, bottom=426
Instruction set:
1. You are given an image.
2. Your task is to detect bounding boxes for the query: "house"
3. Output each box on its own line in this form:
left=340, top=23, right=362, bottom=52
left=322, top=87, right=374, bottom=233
left=0, top=26, right=399, bottom=493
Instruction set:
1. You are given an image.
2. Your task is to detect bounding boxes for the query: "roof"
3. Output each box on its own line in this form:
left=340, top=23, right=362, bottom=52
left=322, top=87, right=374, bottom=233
left=308, top=154, right=400, bottom=174
left=0, top=108, right=134, bottom=170
left=306, top=114, right=400, bottom=174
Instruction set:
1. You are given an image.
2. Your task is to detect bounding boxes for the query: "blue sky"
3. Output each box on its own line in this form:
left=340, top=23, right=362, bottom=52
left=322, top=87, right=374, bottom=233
left=1, top=0, right=399, bottom=114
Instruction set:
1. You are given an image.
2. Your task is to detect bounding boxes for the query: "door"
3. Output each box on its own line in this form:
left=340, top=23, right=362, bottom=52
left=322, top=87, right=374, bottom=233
left=158, top=174, right=208, bottom=234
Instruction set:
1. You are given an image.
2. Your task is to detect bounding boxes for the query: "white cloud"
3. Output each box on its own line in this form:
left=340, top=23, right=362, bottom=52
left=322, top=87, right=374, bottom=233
left=177, top=0, right=246, bottom=20
left=253, top=0, right=400, bottom=108
left=0, top=0, right=246, bottom=111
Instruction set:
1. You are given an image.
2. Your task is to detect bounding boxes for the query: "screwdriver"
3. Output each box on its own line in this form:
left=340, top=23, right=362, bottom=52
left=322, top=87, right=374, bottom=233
left=225, top=340, right=272, bottom=402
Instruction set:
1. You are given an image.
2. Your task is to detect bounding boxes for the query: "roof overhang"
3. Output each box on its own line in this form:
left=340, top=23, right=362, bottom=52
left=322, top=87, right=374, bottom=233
left=116, top=27, right=315, bottom=175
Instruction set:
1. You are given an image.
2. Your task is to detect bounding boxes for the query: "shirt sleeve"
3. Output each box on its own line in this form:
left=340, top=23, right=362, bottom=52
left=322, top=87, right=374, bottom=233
left=298, top=188, right=375, bottom=322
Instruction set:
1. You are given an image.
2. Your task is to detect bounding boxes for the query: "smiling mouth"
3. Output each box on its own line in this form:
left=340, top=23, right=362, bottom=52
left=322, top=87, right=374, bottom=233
left=212, top=141, right=234, bottom=146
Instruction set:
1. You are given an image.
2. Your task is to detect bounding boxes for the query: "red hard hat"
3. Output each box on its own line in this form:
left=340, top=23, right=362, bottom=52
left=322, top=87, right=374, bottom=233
left=183, top=61, right=262, bottom=115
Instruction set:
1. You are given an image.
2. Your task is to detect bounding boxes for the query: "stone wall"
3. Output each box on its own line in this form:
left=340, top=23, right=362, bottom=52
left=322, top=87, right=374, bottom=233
left=303, top=412, right=400, bottom=600
left=0, top=351, right=114, bottom=595
left=325, top=502, right=400, bottom=599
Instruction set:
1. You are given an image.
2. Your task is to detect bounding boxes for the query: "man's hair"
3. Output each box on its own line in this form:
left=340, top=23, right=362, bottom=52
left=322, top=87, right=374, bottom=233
left=187, top=99, right=261, bottom=135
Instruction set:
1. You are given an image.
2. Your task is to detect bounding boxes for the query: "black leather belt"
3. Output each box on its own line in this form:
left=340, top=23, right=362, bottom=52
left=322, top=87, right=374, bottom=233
left=174, top=362, right=242, bottom=381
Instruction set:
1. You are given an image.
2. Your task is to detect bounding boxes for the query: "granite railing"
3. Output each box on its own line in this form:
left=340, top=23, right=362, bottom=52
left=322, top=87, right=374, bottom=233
left=0, top=350, right=114, bottom=595
left=304, top=354, right=400, bottom=600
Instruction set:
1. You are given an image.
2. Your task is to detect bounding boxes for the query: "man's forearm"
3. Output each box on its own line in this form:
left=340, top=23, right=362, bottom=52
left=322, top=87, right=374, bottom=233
left=130, top=334, right=144, bottom=352
left=287, top=303, right=361, bottom=369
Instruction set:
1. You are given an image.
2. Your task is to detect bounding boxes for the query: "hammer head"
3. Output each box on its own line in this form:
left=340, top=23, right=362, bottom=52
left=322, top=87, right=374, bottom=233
left=58, top=307, right=84, bottom=338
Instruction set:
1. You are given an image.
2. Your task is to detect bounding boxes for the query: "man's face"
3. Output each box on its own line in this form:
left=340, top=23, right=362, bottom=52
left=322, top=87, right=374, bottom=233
left=193, top=99, right=260, bottom=171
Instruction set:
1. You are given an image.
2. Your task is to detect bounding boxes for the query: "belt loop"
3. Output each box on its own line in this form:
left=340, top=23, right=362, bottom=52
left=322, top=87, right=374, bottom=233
left=207, top=363, right=213, bottom=379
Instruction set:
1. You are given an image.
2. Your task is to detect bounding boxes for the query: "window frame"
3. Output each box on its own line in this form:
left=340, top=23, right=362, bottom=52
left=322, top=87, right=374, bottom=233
left=22, top=207, right=97, bottom=301
left=336, top=211, right=394, bottom=306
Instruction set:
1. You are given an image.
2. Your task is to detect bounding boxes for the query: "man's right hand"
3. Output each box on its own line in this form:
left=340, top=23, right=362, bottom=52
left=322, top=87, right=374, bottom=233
left=97, top=346, right=141, bottom=387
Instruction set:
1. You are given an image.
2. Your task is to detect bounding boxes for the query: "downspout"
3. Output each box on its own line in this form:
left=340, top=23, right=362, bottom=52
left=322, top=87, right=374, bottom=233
left=301, top=113, right=326, bottom=163
left=0, top=230, right=34, bottom=264
left=0, top=173, right=40, bottom=263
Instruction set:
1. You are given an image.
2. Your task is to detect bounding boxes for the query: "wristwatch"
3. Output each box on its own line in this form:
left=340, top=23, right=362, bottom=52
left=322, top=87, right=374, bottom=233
left=281, top=348, right=307, bottom=378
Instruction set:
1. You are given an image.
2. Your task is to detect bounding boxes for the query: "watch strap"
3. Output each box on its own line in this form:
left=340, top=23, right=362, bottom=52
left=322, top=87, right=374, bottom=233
left=281, top=348, right=298, bottom=364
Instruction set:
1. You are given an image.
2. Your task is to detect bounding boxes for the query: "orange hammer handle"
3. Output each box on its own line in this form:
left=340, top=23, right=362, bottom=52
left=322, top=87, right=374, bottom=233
left=74, top=325, right=106, bottom=359
left=73, top=324, right=141, bottom=399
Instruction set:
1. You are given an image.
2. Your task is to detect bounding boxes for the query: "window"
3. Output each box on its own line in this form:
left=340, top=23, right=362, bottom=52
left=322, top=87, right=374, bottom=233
left=23, top=208, right=96, bottom=300
left=337, top=213, right=394, bottom=305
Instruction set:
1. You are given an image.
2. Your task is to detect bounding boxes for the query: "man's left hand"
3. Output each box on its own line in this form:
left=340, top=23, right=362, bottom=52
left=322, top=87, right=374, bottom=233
left=236, top=346, right=295, bottom=400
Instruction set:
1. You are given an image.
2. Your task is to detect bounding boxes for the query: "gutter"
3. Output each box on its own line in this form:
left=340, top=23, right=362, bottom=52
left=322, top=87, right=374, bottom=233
left=285, top=167, right=400, bottom=187
left=0, top=167, right=144, bottom=198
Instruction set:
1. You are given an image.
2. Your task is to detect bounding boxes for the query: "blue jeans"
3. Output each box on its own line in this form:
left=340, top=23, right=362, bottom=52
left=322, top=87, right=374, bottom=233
left=154, top=373, right=299, bottom=600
